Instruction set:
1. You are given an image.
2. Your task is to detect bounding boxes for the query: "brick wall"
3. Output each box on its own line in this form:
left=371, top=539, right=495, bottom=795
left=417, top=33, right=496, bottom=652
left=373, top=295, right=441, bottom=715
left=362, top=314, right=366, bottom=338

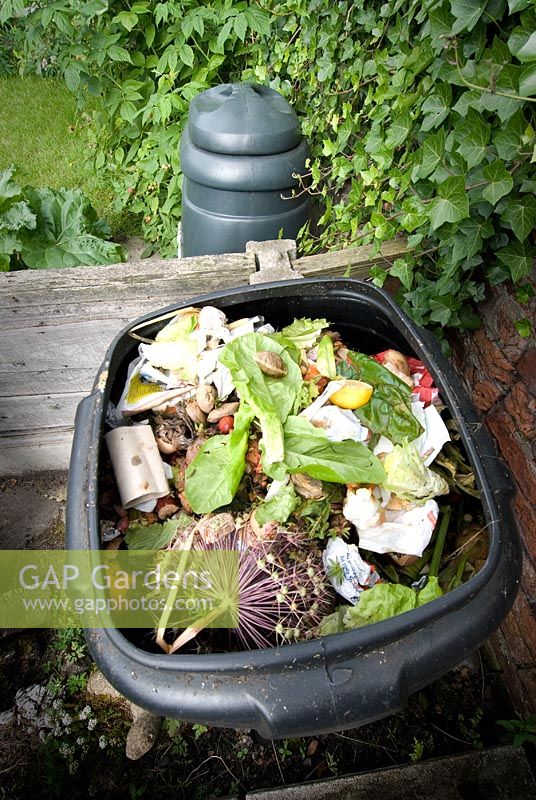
left=451, top=270, right=536, bottom=716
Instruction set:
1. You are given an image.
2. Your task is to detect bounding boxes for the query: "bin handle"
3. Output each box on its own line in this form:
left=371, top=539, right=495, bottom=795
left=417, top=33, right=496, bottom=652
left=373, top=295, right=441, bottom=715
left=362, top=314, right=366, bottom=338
left=66, top=392, right=100, bottom=551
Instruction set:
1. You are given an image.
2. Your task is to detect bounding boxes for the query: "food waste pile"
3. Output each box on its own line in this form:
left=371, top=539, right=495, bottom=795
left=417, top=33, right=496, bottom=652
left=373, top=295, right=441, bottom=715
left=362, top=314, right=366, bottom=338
left=99, top=307, right=487, bottom=654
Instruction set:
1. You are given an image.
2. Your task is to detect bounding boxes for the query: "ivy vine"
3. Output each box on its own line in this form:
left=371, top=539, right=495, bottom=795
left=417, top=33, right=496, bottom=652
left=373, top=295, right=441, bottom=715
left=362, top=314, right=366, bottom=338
left=3, top=0, right=535, bottom=336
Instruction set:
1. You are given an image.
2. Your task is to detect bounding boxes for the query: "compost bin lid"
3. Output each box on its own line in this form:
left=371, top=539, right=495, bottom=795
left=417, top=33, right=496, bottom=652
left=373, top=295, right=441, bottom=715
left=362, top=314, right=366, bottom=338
left=187, top=83, right=302, bottom=156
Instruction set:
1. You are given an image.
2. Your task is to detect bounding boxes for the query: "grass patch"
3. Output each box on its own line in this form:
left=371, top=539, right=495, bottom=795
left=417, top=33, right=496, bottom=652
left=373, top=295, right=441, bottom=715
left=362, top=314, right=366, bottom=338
left=0, top=75, right=141, bottom=241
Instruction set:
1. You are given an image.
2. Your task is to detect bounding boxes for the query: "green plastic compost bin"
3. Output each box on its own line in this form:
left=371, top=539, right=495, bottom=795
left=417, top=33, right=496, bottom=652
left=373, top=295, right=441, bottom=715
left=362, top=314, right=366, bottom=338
left=180, top=83, right=310, bottom=257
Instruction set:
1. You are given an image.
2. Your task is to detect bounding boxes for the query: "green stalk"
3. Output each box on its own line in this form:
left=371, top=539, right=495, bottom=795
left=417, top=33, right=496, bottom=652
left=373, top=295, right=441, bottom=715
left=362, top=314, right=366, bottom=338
left=156, top=525, right=197, bottom=651
left=429, top=506, right=451, bottom=578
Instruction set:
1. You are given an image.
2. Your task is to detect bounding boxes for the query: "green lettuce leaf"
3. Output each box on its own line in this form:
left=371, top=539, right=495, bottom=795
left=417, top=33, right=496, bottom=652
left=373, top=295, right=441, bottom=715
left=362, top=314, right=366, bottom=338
left=125, top=515, right=191, bottom=550
left=266, top=415, right=386, bottom=485
left=316, top=334, right=337, bottom=379
left=342, top=352, right=423, bottom=444
left=255, top=484, right=299, bottom=526
left=278, top=317, right=329, bottom=348
left=383, top=443, right=450, bottom=502
left=318, top=577, right=442, bottom=633
left=184, top=405, right=255, bottom=514
left=219, top=333, right=302, bottom=465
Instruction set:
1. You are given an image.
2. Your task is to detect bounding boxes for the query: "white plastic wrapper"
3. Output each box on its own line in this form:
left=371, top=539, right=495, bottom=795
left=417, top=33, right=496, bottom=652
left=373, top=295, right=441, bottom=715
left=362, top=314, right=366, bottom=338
left=308, top=406, right=369, bottom=443
left=411, top=401, right=451, bottom=466
left=344, top=488, right=439, bottom=557
left=373, top=400, right=450, bottom=466
left=198, top=306, right=231, bottom=342
left=323, top=536, right=380, bottom=605
left=300, top=380, right=346, bottom=421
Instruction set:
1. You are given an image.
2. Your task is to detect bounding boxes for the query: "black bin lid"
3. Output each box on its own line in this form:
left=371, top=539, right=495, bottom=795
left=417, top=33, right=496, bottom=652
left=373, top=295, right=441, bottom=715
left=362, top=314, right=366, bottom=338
left=187, top=83, right=302, bottom=156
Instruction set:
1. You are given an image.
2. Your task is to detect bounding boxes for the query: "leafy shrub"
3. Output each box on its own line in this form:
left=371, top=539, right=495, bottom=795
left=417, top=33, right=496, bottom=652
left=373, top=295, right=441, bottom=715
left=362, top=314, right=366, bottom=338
left=3, top=0, right=272, bottom=257
left=4, top=0, right=535, bottom=333
left=246, top=0, right=536, bottom=334
left=0, top=166, right=125, bottom=269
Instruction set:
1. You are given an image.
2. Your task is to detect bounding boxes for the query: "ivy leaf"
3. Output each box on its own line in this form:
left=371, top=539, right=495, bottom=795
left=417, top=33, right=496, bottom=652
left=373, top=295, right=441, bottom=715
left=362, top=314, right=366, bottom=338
left=520, top=64, right=536, bottom=96
left=428, top=176, right=470, bottom=230
left=496, top=240, right=536, bottom=282
left=507, top=0, right=532, bottom=11
left=389, top=258, right=414, bottom=289
left=514, top=318, right=532, bottom=338
left=455, top=109, right=491, bottom=168
left=482, top=161, right=514, bottom=205
left=413, top=129, right=445, bottom=179
left=514, top=31, right=536, bottom=63
left=421, top=85, right=451, bottom=131
left=450, top=0, right=486, bottom=34
left=500, top=196, right=536, bottom=241
left=429, top=293, right=459, bottom=326
left=448, top=216, right=493, bottom=262
left=385, top=111, right=412, bottom=148
left=493, top=110, right=526, bottom=159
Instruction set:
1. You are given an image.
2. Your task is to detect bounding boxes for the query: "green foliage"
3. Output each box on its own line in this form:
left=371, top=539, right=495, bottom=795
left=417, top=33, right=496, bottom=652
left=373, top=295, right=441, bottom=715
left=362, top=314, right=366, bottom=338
left=8, top=0, right=272, bottom=257
left=497, top=714, right=536, bottom=746
left=0, top=166, right=125, bottom=269
left=7, top=0, right=536, bottom=330
left=245, top=0, right=536, bottom=335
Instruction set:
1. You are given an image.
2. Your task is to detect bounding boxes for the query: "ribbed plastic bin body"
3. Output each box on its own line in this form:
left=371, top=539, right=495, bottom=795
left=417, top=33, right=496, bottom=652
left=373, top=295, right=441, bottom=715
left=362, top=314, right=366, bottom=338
left=180, top=83, right=310, bottom=257
left=66, top=279, right=521, bottom=739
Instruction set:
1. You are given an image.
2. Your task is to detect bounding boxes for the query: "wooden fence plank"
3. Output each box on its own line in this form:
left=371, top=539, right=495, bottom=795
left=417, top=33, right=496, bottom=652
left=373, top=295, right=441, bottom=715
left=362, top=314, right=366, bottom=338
left=294, top=236, right=408, bottom=277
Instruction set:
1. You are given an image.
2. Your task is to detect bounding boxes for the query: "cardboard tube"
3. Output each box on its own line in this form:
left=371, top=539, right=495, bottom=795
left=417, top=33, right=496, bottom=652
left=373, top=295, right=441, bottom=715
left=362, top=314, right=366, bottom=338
left=105, top=425, right=170, bottom=509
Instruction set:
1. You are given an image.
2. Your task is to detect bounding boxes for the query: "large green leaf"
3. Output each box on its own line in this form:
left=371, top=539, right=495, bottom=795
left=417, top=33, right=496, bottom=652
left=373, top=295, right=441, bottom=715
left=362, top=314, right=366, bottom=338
left=500, top=196, right=536, bottom=241
left=421, top=85, right=451, bottom=131
left=493, top=110, right=526, bottom=160
left=219, top=333, right=303, bottom=465
left=17, top=188, right=125, bottom=269
left=482, top=161, right=514, bottom=205
left=455, top=109, right=491, bottom=169
left=428, top=176, right=470, bottom=230
left=413, top=129, right=446, bottom=179
left=520, top=63, right=536, bottom=96
left=496, top=240, right=536, bottom=281
left=343, top=352, right=423, bottom=444
left=450, top=0, right=486, bottom=34
left=271, top=416, right=386, bottom=485
left=184, top=406, right=255, bottom=514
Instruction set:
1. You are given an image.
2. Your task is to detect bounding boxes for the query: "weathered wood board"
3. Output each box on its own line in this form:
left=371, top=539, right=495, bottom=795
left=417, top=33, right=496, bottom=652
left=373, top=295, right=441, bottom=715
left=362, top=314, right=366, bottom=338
left=0, top=239, right=407, bottom=475
left=0, top=253, right=256, bottom=474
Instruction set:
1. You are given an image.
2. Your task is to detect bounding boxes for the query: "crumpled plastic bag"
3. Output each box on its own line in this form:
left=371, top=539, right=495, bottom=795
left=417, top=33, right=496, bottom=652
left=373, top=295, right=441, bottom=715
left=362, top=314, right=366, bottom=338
left=343, top=488, right=439, bottom=557
left=323, top=536, right=380, bottom=604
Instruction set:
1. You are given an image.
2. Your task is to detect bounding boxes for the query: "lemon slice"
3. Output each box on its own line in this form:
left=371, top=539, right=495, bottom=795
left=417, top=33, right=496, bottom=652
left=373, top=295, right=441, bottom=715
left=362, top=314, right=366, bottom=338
left=330, top=380, right=373, bottom=410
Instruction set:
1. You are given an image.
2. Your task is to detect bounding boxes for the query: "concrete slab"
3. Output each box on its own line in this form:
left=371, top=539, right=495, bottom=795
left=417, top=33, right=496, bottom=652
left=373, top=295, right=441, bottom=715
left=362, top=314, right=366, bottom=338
left=0, top=471, right=66, bottom=549
left=247, top=746, right=536, bottom=800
